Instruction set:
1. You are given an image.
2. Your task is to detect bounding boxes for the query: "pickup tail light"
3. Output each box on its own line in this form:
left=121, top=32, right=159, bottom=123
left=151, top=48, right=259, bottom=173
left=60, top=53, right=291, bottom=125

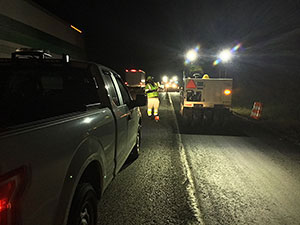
left=0, top=167, right=27, bottom=225
left=0, top=182, right=15, bottom=225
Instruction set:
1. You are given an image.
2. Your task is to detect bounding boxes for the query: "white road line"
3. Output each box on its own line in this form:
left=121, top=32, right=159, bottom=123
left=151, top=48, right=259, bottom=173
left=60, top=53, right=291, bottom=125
left=168, top=93, right=205, bottom=225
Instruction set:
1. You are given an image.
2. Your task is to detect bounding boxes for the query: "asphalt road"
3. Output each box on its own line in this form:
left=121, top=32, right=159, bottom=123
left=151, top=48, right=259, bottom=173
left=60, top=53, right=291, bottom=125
left=97, top=92, right=300, bottom=225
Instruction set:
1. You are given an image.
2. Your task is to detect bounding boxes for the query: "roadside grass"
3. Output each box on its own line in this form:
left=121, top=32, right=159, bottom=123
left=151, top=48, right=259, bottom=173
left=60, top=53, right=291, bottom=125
left=232, top=105, right=300, bottom=145
left=231, top=107, right=252, bottom=118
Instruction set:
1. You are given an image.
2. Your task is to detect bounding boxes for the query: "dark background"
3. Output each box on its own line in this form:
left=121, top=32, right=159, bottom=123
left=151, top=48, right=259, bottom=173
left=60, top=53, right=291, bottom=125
left=34, top=0, right=300, bottom=119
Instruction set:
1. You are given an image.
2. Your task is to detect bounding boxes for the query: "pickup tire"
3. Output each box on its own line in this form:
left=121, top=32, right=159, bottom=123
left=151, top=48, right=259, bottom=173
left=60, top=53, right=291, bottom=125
left=129, top=127, right=141, bottom=161
left=67, top=183, right=98, bottom=225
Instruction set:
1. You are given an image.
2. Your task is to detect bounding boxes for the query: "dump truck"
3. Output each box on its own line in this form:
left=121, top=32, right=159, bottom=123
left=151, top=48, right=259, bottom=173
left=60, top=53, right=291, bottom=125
left=180, top=74, right=233, bottom=125
left=125, top=69, right=146, bottom=87
left=125, top=69, right=146, bottom=99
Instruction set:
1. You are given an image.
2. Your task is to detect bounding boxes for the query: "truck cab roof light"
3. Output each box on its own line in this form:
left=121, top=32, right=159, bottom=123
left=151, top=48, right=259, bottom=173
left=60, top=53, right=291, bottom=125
left=125, top=69, right=129, bottom=72
left=70, top=25, right=82, bottom=33
left=130, top=69, right=137, bottom=72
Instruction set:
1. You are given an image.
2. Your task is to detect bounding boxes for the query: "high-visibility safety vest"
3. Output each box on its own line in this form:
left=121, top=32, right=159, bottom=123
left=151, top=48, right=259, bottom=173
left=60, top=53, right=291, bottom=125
left=145, top=83, right=159, bottom=98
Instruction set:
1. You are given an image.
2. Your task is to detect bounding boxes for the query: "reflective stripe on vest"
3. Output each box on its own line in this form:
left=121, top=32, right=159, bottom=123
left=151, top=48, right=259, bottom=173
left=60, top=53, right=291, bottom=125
left=145, top=83, right=158, bottom=98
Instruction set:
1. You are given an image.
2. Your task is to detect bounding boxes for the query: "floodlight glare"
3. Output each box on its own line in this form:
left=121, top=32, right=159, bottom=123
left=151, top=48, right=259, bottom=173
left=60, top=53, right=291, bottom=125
left=219, top=49, right=232, bottom=63
left=162, top=76, right=168, bottom=83
left=185, top=49, right=198, bottom=62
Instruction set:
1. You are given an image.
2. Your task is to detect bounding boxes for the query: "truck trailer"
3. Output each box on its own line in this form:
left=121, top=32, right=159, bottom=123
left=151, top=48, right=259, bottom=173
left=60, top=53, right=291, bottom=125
left=180, top=74, right=233, bottom=125
left=125, top=69, right=146, bottom=87
left=125, top=69, right=146, bottom=99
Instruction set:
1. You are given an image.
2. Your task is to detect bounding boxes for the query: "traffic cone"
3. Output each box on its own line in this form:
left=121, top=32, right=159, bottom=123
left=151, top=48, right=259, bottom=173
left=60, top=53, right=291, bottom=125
left=250, top=102, right=263, bottom=119
left=154, top=115, right=159, bottom=122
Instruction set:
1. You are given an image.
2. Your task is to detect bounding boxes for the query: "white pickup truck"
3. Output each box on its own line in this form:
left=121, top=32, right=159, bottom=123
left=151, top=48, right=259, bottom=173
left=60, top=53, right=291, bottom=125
left=0, top=49, right=146, bottom=225
left=180, top=74, right=233, bottom=124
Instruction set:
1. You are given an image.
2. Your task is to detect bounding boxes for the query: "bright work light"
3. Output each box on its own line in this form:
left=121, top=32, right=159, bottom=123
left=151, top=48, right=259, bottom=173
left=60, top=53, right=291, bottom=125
left=219, top=49, right=232, bottom=63
left=162, top=76, right=168, bottom=83
left=185, top=49, right=198, bottom=62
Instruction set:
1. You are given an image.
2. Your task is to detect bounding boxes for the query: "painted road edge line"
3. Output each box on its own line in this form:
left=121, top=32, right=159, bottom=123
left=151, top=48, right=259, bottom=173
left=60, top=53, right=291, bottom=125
left=168, top=93, right=205, bottom=225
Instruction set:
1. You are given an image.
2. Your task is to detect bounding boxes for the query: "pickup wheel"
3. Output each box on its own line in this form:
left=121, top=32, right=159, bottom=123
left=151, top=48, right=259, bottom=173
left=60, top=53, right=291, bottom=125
left=67, top=183, right=98, bottom=225
left=129, top=127, right=141, bottom=161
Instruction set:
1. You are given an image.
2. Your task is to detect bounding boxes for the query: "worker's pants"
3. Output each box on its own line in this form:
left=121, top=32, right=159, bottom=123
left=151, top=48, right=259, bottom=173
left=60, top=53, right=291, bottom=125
left=147, top=97, right=160, bottom=116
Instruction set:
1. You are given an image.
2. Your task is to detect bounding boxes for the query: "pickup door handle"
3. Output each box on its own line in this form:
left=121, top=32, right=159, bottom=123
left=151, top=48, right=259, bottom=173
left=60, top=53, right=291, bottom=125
left=120, top=112, right=131, bottom=120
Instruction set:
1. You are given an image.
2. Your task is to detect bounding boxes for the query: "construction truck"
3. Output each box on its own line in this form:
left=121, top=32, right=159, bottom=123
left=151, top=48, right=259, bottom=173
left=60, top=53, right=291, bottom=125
left=180, top=73, right=233, bottom=125
left=125, top=69, right=146, bottom=87
left=125, top=69, right=146, bottom=99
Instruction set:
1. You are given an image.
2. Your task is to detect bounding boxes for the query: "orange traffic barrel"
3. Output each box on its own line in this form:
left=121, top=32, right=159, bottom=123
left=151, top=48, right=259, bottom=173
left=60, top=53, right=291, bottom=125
left=250, top=102, right=263, bottom=119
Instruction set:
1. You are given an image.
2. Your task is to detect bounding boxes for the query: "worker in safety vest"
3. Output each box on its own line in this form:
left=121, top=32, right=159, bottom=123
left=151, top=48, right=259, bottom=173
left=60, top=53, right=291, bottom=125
left=145, top=76, right=160, bottom=120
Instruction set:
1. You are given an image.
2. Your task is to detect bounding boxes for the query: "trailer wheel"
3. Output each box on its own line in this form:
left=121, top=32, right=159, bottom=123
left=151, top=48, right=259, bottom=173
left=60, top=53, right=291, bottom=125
left=179, top=103, right=184, bottom=116
left=213, top=110, right=224, bottom=126
left=203, top=110, right=213, bottom=126
left=182, top=107, right=192, bottom=124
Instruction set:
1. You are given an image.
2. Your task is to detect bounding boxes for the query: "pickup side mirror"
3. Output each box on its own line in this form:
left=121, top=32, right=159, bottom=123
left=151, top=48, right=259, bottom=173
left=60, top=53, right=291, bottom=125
left=132, top=94, right=147, bottom=107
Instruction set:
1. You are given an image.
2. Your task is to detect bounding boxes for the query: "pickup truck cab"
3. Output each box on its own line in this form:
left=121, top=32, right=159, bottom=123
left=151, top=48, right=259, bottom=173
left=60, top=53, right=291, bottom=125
left=0, top=49, right=146, bottom=225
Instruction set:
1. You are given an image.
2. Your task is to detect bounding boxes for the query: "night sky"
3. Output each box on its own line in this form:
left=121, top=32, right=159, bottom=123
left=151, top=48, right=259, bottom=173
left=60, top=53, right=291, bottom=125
left=34, top=0, right=300, bottom=82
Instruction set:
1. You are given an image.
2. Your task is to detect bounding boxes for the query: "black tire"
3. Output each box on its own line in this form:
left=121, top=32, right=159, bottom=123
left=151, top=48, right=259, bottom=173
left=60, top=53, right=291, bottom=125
left=67, top=183, right=98, bottom=225
left=129, top=126, right=141, bottom=161
left=203, top=110, right=213, bottom=126
left=182, top=107, right=192, bottom=124
left=212, top=110, right=224, bottom=126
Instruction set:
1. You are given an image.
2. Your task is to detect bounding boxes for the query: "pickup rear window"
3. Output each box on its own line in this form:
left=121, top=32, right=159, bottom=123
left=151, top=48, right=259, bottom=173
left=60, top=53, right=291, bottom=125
left=0, top=65, right=100, bottom=129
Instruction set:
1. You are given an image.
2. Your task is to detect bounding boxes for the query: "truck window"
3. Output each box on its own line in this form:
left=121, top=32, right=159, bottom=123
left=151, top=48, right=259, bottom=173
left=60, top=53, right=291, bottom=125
left=0, top=65, right=100, bottom=129
left=102, top=70, right=120, bottom=106
left=115, top=77, right=131, bottom=105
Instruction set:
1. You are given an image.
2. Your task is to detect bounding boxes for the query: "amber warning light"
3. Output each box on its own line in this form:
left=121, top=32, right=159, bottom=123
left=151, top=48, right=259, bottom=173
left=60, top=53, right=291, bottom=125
left=224, top=89, right=231, bottom=95
left=70, top=25, right=82, bottom=33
